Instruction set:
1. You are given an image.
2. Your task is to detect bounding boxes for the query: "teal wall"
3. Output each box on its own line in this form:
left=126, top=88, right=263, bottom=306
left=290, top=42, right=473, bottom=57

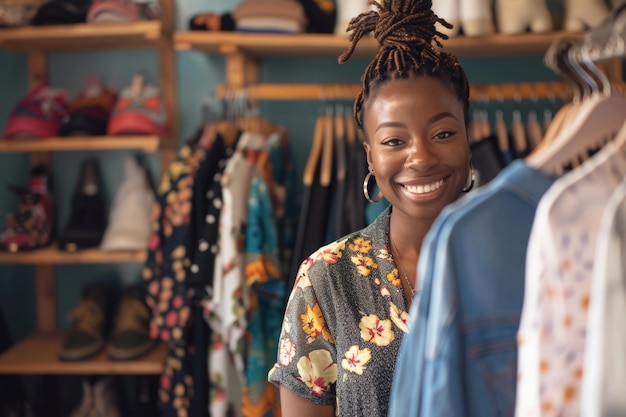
left=0, top=0, right=568, bottom=355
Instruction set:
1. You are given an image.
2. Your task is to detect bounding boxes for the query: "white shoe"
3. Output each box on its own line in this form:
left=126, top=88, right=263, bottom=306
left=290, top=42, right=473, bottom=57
left=100, top=156, right=155, bottom=252
left=460, top=0, right=495, bottom=36
left=334, top=0, right=370, bottom=36
left=495, top=0, right=553, bottom=34
left=432, top=0, right=460, bottom=37
left=562, top=0, right=610, bottom=31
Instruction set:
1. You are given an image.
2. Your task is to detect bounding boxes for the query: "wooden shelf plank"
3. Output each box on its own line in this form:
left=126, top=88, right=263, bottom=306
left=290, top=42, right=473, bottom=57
left=174, top=31, right=583, bottom=57
left=0, top=135, right=160, bottom=153
left=0, top=244, right=146, bottom=264
left=0, top=21, right=162, bottom=51
left=0, top=333, right=167, bottom=375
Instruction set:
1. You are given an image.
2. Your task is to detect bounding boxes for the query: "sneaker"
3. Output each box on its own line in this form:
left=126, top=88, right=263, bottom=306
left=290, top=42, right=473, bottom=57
left=107, top=74, right=167, bottom=137
left=0, top=165, right=54, bottom=253
left=87, top=0, right=140, bottom=23
left=100, top=156, right=155, bottom=252
left=31, top=0, right=90, bottom=25
left=107, top=285, right=154, bottom=361
left=59, top=284, right=110, bottom=361
left=58, top=158, right=107, bottom=252
left=0, top=0, right=43, bottom=27
left=3, top=84, right=70, bottom=140
left=59, top=76, right=118, bottom=137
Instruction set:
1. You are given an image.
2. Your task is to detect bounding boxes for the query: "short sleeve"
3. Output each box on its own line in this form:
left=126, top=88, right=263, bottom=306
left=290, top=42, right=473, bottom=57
left=268, top=253, right=339, bottom=406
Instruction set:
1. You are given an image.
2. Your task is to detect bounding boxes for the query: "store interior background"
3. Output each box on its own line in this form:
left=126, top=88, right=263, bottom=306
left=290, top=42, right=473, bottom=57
left=0, top=0, right=589, bottom=401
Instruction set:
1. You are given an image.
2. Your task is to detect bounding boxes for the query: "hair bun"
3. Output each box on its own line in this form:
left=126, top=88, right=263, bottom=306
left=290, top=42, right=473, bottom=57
left=372, top=0, right=451, bottom=51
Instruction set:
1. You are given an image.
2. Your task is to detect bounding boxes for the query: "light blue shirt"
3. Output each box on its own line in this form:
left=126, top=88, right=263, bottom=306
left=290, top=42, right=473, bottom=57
left=389, top=160, right=555, bottom=417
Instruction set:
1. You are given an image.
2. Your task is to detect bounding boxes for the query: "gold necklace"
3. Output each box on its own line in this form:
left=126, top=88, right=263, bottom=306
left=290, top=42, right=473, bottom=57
left=390, top=238, right=416, bottom=298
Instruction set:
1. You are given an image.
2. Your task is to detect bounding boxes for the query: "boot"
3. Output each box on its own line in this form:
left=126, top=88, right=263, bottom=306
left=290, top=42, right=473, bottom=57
left=58, top=158, right=107, bottom=252
left=562, top=0, right=609, bottom=31
left=432, top=0, right=460, bottom=37
left=495, top=0, right=552, bottom=34
left=0, top=165, right=54, bottom=253
left=334, top=0, right=369, bottom=36
left=107, top=285, right=155, bottom=361
left=59, top=285, right=110, bottom=361
left=68, top=379, right=95, bottom=417
left=460, top=0, right=494, bottom=36
left=91, top=377, right=121, bottom=417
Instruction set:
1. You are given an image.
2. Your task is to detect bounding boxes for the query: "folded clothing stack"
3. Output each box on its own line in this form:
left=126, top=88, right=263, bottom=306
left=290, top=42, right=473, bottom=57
left=232, top=0, right=307, bottom=34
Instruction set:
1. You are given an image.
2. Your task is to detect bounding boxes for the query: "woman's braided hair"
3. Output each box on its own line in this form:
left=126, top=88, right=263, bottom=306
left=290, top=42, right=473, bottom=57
left=338, top=0, right=470, bottom=132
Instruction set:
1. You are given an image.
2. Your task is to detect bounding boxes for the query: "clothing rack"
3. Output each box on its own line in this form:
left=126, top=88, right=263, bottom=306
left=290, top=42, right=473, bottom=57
left=214, top=81, right=577, bottom=102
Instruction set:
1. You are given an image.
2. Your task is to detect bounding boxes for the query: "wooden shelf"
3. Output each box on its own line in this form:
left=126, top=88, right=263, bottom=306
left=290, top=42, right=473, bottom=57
left=0, top=245, right=146, bottom=264
left=0, top=21, right=162, bottom=51
left=0, top=135, right=160, bottom=153
left=174, top=31, right=583, bottom=58
left=0, top=333, right=167, bottom=374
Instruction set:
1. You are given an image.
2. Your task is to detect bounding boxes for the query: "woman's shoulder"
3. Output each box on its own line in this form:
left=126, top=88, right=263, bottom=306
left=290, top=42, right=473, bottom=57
left=297, top=208, right=392, bottom=283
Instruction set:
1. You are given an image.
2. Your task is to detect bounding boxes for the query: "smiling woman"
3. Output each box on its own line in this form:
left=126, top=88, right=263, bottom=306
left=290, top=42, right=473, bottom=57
left=267, top=0, right=473, bottom=416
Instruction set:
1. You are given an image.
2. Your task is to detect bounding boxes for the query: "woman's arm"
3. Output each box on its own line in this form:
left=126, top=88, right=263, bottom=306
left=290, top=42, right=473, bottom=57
left=279, top=385, right=335, bottom=417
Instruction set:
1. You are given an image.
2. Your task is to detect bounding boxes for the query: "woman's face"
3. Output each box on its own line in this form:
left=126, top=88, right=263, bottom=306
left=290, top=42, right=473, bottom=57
left=363, top=75, right=469, bottom=223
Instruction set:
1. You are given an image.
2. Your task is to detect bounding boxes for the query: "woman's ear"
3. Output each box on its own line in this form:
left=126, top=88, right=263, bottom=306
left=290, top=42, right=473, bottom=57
left=362, top=140, right=373, bottom=167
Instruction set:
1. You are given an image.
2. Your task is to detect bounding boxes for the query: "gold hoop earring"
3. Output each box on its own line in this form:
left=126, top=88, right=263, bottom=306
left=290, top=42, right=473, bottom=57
left=462, top=164, right=475, bottom=193
left=363, top=170, right=383, bottom=203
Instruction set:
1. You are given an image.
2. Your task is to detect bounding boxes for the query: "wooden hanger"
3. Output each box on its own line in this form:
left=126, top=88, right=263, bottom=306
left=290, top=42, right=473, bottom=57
left=334, top=105, right=347, bottom=184
left=495, top=110, right=510, bottom=156
left=526, top=110, right=543, bottom=150
left=320, top=106, right=334, bottom=187
left=344, top=105, right=356, bottom=145
left=511, top=110, right=528, bottom=156
left=303, top=111, right=325, bottom=186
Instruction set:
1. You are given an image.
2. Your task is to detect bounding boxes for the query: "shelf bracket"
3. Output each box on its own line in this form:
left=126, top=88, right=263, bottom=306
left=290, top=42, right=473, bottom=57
left=225, top=50, right=259, bottom=92
left=36, top=264, right=56, bottom=334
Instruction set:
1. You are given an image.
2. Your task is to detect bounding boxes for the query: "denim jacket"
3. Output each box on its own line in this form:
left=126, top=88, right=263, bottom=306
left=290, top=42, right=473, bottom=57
left=389, top=160, right=555, bottom=417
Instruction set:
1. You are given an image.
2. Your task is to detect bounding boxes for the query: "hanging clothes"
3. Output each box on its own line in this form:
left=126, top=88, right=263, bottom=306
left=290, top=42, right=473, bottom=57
left=206, top=131, right=268, bottom=417
left=581, top=175, right=626, bottom=416
left=515, top=122, right=626, bottom=417
left=187, top=131, right=240, bottom=417
left=242, top=133, right=290, bottom=417
left=388, top=160, right=556, bottom=417
left=142, top=140, right=206, bottom=417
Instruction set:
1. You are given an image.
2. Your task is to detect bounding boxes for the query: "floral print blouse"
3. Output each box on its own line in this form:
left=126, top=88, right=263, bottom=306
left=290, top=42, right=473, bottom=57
left=269, top=207, right=411, bottom=416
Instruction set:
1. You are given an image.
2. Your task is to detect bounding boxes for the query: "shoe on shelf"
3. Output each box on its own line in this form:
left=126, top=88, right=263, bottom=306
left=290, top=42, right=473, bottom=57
left=69, top=376, right=122, bottom=417
left=100, top=156, right=155, bottom=252
left=0, top=165, right=54, bottom=253
left=31, top=0, right=90, bottom=25
left=58, top=158, right=108, bottom=252
left=0, top=0, right=43, bottom=27
left=2, top=84, right=70, bottom=140
left=68, top=378, right=95, bottom=417
left=59, top=284, right=110, bottom=362
left=107, top=73, right=168, bottom=137
left=107, top=284, right=155, bottom=361
left=59, top=75, right=118, bottom=137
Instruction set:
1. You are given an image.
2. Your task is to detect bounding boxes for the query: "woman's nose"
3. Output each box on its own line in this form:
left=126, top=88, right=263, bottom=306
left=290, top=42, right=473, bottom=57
left=403, top=141, right=439, bottom=171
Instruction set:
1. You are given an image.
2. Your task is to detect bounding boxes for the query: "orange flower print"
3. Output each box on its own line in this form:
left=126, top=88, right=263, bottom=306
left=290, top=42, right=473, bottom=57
left=387, top=268, right=402, bottom=288
left=278, top=337, right=296, bottom=366
left=389, top=302, right=410, bottom=333
left=300, top=304, right=334, bottom=343
left=341, top=345, right=372, bottom=375
left=351, top=254, right=378, bottom=277
left=296, top=349, right=338, bottom=397
left=359, top=314, right=394, bottom=346
left=349, top=237, right=372, bottom=254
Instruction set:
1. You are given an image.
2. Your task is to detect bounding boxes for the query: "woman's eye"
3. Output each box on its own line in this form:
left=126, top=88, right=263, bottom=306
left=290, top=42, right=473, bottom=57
left=383, top=138, right=403, bottom=146
left=434, top=131, right=454, bottom=140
